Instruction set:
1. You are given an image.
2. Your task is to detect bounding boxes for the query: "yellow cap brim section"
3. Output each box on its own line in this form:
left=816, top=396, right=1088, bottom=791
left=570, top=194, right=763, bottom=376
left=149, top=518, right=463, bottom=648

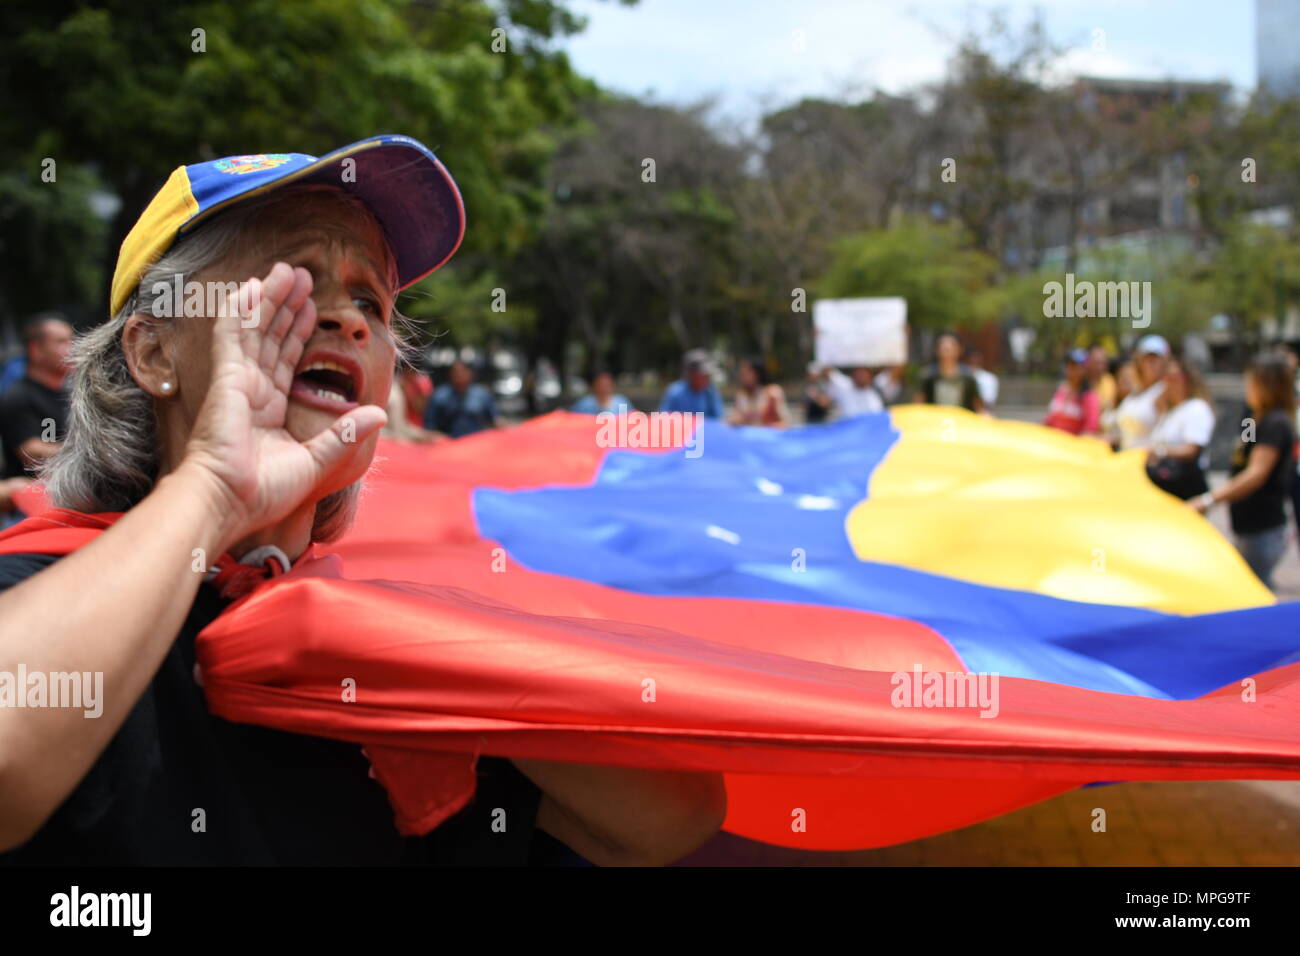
left=109, top=166, right=200, bottom=317
left=107, top=140, right=392, bottom=317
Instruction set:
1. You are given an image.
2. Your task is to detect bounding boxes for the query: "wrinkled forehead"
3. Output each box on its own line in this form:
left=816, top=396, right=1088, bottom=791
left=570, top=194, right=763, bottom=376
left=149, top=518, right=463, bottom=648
left=211, top=189, right=399, bottom=289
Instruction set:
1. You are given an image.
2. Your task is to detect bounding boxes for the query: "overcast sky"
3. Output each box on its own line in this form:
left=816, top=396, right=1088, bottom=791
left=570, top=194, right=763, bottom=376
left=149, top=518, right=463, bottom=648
left=563, top=0, right=1258, bottom=120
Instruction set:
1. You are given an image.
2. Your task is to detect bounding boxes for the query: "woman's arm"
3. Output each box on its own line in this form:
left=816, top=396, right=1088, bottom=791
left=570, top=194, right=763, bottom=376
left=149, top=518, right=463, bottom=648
left=514, top=758, right=726, bottom=866
left=1149, top=441, right=1203, bottom=462
left=0, top=263, right=385, bottom=852
left=1191, top=443, right=1280, bottom=513
left=0, top=464, right=240, bottom=851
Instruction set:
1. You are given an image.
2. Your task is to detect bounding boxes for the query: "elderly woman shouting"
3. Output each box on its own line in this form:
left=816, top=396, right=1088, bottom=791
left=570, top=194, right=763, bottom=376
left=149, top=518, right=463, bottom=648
left=0, top=136, right=724, bottom=866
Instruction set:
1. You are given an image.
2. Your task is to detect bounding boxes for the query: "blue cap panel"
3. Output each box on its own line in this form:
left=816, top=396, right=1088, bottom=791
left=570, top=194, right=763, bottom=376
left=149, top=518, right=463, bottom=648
left=176, top=136, right=464, bottom=291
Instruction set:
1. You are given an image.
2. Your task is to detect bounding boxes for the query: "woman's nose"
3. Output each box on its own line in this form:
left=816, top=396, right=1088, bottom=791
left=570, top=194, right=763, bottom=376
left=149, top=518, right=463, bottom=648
left=314, top=294, right=369, bottom=343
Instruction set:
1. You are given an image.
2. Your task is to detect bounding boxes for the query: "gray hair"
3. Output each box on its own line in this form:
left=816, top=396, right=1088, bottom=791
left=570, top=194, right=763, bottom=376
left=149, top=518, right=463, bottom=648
left=42, top=184, right=404, bottom=543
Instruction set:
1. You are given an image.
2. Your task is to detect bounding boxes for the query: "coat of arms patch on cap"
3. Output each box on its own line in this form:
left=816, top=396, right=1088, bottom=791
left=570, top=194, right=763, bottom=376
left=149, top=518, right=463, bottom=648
left=214, top=154, right=293, bottom=174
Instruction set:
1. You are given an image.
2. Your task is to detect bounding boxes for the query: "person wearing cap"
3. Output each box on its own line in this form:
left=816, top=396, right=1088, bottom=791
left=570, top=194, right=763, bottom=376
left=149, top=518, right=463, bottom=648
left=0, top=137, right=724, bottom=866
left=660, top=349, right=724, bottom=419
left=1043, top=349, right=1101, bottom=436
left=1114, top=334, right=1171, bottom=450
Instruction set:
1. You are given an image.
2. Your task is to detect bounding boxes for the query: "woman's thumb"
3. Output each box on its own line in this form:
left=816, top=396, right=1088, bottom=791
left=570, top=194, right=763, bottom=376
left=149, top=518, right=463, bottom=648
left=303, top=405, right=388, bottom=476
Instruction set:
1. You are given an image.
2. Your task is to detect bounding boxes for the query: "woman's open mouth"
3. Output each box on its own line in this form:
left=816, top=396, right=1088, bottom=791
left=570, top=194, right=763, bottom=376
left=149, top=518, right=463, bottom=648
left=290, top=353, right=364, bottom=413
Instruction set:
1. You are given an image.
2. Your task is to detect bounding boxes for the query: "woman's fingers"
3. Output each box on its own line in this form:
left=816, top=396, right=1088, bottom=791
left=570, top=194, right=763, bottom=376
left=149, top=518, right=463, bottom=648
left=241, top=263, right=291, bottom=360
left=272, top=296, right=316, bottom=396
left=257, top=266, right=312, bottom=371
left=237, top=262, right=290, bottom=345
left=211, top=262, right=315, bottom=399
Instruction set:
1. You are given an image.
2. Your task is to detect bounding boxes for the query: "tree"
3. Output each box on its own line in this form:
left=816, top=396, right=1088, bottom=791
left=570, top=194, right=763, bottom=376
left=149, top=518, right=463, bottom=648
left=505, top=96, right=744, bottom=385
left=923, top=11, right=1055, bottom=270
left=0, top=160, right=108, bottom=326
left=817, top=220, right=1002, bottom=332
left=1210, top=220, right=1300, bottom=353
left=0, top=0, right=605, bottom=324
left=727, top=95, right=930, bottom=365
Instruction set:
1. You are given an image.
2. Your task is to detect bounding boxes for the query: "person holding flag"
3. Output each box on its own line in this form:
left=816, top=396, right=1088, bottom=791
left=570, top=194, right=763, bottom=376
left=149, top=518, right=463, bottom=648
left=0, top=136, right=724, bottom=866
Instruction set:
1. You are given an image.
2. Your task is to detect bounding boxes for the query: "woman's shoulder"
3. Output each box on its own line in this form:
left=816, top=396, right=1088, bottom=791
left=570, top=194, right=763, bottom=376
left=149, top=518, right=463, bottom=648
left=1172, top=396, right=1215, bottom=420
left=1262, top=407, right=1296, bottom=436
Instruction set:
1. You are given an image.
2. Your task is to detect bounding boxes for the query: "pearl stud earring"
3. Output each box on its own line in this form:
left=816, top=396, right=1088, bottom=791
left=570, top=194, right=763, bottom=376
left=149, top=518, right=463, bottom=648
left=160, top=381, right=173, bottom=393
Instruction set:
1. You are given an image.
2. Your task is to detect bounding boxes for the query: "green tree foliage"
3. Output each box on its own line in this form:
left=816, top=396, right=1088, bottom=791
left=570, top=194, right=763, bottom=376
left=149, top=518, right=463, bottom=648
left=1211, top=221, right=1300, bottom=335
left=0, top=0, right=602, bottom=322
left=0, top=157, right=109, bottom=323
left=504, top=96, right=745, bottom=381
left=818, top=220, right=1003, bottom=331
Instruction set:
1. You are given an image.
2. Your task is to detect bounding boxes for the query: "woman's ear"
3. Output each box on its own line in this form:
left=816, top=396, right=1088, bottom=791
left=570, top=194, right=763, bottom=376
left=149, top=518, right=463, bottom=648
left=121, top=315, right=177, bottom=398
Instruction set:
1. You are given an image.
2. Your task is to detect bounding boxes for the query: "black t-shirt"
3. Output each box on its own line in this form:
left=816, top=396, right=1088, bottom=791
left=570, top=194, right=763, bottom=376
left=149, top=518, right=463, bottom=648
left=920, top=368, right=981, bottom=411
left=1229, top=409, right=1296, bottom=535
left=0, top=552, right=574, bottom=866
left=0, top=375, right=68, bottom=478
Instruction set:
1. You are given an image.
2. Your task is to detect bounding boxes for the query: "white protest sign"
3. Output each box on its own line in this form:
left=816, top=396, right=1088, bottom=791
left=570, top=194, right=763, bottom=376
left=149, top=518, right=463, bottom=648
left=812, top=298, right=908, bottom=367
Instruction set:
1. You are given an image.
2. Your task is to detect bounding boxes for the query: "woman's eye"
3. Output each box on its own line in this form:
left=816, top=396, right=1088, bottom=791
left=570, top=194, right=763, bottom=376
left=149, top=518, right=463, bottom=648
left=353, top=295, right=382, bottom=317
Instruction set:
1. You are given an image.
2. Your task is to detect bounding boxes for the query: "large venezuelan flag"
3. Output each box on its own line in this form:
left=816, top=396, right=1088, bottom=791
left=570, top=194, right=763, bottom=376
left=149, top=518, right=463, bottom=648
left=229, top=406, right=1300, bottom=851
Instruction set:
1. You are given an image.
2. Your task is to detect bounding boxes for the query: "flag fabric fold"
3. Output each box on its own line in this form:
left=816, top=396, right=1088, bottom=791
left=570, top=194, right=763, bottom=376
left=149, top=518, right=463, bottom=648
left=5, top=409, right=1300, bottom=851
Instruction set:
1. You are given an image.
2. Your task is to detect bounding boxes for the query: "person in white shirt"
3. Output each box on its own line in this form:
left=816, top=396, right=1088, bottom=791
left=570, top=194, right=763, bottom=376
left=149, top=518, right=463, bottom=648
left=1146, top=358, right=1215, bottom=499
left=1115, top=334, right=1171, bottom=450
left=820, top=366, right=884, bottom=419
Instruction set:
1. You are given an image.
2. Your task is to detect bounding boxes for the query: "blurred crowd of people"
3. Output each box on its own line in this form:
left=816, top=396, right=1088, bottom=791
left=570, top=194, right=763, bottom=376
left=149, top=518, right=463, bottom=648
left=1038, top=333, right=1298, bottom=589
left=3, top=309, right=1298, bottom=592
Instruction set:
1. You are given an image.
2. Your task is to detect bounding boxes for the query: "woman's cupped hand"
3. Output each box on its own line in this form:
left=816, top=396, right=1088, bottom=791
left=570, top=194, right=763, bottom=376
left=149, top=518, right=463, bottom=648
left=179, top=262, right=387, bottom=549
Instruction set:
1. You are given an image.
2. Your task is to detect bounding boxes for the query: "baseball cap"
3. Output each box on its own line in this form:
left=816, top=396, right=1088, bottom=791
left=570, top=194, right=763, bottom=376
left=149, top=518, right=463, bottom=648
left=1135, top=334, right=1171, bottom=357
left=683, top=349, right=718, bottom=375
left=110, top=134, right=465, bottom=316
left=1066, top=348, right=1089, bottom=365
